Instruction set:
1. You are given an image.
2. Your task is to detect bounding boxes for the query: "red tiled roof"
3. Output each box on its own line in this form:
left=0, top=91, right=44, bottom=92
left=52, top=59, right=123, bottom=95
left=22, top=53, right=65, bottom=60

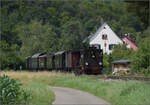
left=122, top=36, right=138, bottom=51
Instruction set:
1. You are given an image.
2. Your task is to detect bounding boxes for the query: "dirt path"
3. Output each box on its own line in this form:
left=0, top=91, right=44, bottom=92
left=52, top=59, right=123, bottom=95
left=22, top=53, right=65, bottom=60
left=49, top=86, right=111, bottom=105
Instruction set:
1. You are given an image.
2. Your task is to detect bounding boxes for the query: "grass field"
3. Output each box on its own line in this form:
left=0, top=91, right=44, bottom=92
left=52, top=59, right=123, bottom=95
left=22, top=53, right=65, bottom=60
left=0, top=71, right=55, bottom=105
left=0, top=71, right=150, bottom=105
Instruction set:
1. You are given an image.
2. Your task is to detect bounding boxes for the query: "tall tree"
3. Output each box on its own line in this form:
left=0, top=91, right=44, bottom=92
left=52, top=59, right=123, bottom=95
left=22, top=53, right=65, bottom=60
left=15, top=20, right=57, bottom=56
left=132, top=27, right=150, bottom=72
left=125, top=1, right=149, bottom=27
left=59, top=20, right=85, bottom=50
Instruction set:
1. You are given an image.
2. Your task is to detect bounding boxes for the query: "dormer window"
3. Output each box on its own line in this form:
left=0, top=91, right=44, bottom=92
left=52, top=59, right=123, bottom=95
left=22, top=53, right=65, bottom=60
left=102, top=34, right=107, bottom=40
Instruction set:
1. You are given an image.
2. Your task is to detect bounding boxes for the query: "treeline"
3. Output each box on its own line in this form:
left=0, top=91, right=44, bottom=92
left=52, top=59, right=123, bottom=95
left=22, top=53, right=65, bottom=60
left=0, top=0, right=149, bottom=71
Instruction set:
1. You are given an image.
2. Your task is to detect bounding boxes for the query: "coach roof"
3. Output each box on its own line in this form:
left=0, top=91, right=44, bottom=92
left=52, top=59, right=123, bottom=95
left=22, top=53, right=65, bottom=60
left=39, top=53, right=53, bottom=57
left=55, top=51, right=65, bottom=55
left=31, top=53, right=46, bottom=58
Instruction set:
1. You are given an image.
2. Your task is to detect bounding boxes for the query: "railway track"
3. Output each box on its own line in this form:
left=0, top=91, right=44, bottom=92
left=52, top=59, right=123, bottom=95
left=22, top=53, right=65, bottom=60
left=107, top=76, right=150, bottom=81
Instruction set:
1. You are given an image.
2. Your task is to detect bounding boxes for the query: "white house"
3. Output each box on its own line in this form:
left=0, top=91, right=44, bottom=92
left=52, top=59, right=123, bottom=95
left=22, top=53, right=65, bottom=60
left=89, top=23, right=123, bottom=54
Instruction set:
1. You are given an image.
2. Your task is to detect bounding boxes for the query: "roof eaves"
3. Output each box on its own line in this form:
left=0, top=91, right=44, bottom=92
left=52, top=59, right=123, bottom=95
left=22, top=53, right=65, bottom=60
left=112, top=60, right=132, bottom=63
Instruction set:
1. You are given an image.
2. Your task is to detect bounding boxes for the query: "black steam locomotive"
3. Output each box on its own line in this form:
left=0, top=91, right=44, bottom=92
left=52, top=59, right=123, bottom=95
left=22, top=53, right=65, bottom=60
left=26, top=47, right=103, bottom=75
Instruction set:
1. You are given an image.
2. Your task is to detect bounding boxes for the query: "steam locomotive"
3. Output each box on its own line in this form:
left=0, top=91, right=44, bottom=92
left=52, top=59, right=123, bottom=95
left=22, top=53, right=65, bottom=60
left=26, top=47, right=103, bottom=75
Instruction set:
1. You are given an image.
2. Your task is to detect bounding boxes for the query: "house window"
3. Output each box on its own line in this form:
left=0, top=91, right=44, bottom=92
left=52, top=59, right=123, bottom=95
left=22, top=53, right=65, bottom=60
left=92, top=44, right=101, bottom=49
left=109, top=44, right=115, bottom=50
left=102, top=34, right=107, bottom=40
left=95, top=45, right=101, bottom=49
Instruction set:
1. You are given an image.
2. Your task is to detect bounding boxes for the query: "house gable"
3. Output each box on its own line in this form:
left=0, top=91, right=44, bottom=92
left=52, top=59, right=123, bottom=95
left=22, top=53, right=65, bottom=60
left=89, top=23, right=123, bottom=54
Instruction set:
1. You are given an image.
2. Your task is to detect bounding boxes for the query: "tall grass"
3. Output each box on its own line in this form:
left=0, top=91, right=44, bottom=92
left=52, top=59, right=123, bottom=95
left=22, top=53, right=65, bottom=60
left=0, top=71, right=55, bottom=105
left=1, top=71, right=150, bottom=105
left=0, top=75, right=31, bottom=105
left=22, top=82, right=54, bottom=105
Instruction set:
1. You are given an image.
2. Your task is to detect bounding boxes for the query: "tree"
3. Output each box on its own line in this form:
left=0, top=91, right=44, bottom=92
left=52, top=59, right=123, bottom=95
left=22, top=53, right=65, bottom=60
left=125, top=1, right=149, bottom=27
left=59, top=20, right=85, bottom=50
left=103, top=54, right=113, bottom=74
left=0, top=41, right=23, bottom=69
left=132, top=30, right=150, bottom=73
left=111, top=44, right=134, bottom=61
left=15, top=20, right=57, bottom=57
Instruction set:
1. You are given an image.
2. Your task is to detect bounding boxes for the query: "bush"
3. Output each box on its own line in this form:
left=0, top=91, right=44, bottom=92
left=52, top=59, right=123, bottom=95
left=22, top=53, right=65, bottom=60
left=103, top=54, right=112, bottom=74
left=139, top=66, right=150, bottom=75
left=0, top=75, right=31, bottom=105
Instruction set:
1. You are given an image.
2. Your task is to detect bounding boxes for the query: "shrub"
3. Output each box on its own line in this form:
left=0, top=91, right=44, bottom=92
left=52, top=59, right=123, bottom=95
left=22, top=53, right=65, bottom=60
left=139, top=66, right=150, bottom=75
left=0, top=75, right=31, bottom=105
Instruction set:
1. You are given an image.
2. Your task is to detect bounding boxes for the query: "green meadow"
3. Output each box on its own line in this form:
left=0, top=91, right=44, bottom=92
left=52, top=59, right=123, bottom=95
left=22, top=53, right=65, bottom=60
left=1, top=71, right=150, bottom=105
